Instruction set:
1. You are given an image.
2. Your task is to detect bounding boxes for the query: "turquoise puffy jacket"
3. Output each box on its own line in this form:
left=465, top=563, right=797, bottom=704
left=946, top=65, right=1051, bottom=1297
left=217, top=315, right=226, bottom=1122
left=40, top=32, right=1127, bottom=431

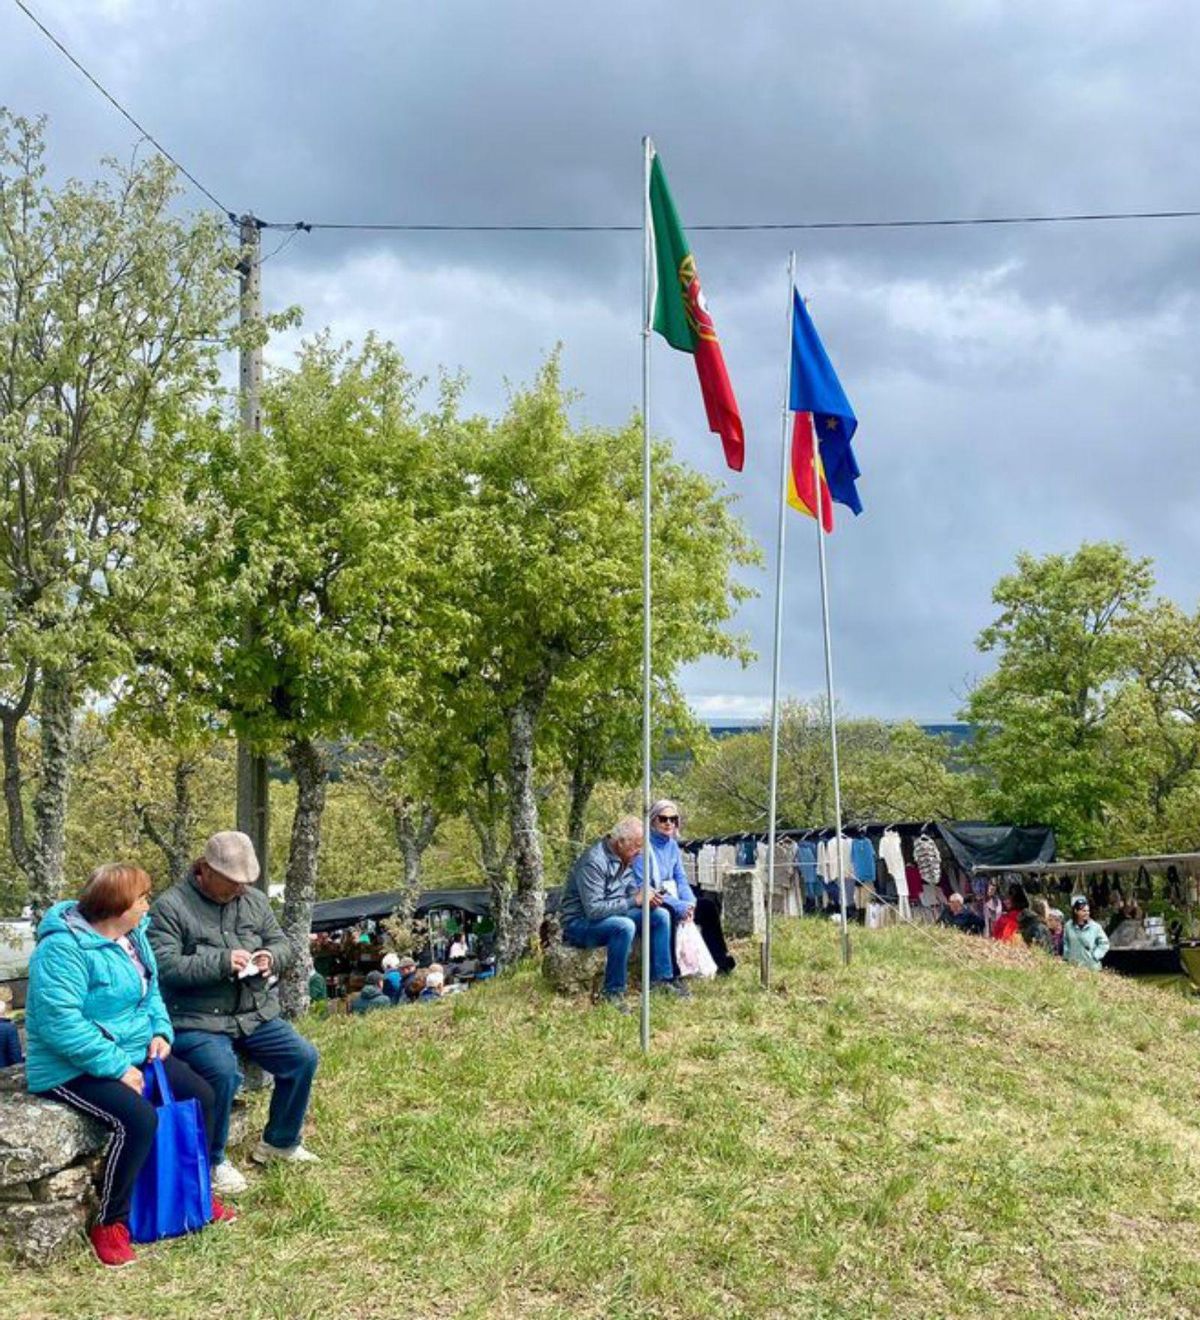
left=25, top=902, right=174, bottom=1093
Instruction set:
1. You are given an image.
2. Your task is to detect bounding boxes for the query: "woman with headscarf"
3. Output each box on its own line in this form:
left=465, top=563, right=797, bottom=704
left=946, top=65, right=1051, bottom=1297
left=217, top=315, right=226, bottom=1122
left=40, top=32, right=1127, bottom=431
left=629, top=799, right=736, bottom=976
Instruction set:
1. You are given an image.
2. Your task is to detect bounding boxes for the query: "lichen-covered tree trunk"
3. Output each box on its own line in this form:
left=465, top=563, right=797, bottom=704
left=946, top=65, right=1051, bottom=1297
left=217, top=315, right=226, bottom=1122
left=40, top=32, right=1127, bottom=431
left=279, top=736, right=329, bottom=1019
left=392, top=799, right=438, bottom=922
left=0, top=664, right=36, bottom=883
left=29, top=668, right=75, bottom=921
left=502, top=691, right=546, bottom=964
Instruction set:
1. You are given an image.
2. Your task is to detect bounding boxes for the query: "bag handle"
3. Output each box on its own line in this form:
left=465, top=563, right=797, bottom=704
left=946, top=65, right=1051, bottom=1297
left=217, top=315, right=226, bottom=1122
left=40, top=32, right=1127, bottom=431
left=141, top=1057, right=176, bottom=1106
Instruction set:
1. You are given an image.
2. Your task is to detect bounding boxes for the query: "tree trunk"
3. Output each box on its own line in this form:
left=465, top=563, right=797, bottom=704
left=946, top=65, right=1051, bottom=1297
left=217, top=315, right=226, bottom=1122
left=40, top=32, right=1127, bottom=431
left=135, top=758, right=198, bottom=887
left=29, top=668, right=75, bottom=921
left=502, top=691, right=546, bottom=964
left=279, top=736, right=329, bottom=1020
left=0, top=664, right=36, bottom=881
left=392, top=799, right=438, bottom=921
left=465, top=798, right=513, bottom=961
left=567, top=762, right=596, bottom=862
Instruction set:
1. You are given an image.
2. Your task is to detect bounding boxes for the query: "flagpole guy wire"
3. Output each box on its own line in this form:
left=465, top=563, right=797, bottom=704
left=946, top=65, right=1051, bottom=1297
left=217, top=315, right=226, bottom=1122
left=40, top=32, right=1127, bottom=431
left=761, top=251, right=797, bottom=990
left=804, top=305, right=852, bottom=968
left=640, top=134, right=655, bottom=1053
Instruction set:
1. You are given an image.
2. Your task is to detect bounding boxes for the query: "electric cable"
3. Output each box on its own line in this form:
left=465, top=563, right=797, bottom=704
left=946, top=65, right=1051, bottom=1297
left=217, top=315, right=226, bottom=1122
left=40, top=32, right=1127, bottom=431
left=9, top=0, right=233, bottom=220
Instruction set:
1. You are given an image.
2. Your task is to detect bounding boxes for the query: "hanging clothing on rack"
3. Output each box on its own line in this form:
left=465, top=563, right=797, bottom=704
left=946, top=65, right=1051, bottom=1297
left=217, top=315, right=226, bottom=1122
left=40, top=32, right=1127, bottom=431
left=913, top=834, right=941, bottom=891
left=796, top=839, right=821, bottom=908
left=818, top=834, right=855, bottom=909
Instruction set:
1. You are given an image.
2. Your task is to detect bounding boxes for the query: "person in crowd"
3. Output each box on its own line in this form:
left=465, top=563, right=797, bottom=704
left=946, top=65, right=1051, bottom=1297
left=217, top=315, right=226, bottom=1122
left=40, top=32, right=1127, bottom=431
left=405, top=967, right=430, bottom=1001
left=380, top=952, right=403, bottom=1003
left=149, top=831, right=321, bottom=1199
left=352, top=971, right=393, bottom=1014
left=419, top=966, right=446, bottom=1001
left=25, top=864, right=233, bottom=1268
left=980, top=880, right=1003, bottom=934
left=1106, top=901, right=1146, bottom=949
left=0, top=986, right=22, bottom=1068
left=1046, top=908, right=1065, bottom=956
left=307, top=968, right=328, bottom=1005
left=448, top=933, right=468, bottom=960
left=990, top=884, right=1028, bottom=942
left=629, top=799, right=736, bottom=976
left=1018, top=897, right=1055, bottom=954
left=560, top=815, right=687, bottom=1012
left=1062, top=896, right=1110, bottom=970
left=937, top=892, right=984, bottom=934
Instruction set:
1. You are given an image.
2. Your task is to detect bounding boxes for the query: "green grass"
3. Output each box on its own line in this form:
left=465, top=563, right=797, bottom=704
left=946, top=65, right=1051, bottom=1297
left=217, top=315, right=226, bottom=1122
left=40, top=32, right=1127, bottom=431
left=6, top=920, right=1200, bottom=1318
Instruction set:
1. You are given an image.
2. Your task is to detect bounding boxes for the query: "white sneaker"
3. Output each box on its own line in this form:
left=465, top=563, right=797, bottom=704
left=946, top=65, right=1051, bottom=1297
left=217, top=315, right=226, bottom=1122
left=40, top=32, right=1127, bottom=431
left=211, top=1160, right=249, bottom=1195
left=251, top=1139, right=321, bottom=1165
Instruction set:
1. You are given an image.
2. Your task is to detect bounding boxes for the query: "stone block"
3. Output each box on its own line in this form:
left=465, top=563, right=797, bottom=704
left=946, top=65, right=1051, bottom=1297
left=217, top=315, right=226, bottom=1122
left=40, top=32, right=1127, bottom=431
left=31, top=1164, right=96, bottom=1204
left=542, top=942, right=608, bottom=998
left=0, top=1064, right=26, bottom=1094
left=0, top=1200, right=85, bottom=1266
left=0, top=1092, right=107, bottom=1187
left=0, top=1183, right=32, bottom=1202
left=723, top=868, right=765, bottom=938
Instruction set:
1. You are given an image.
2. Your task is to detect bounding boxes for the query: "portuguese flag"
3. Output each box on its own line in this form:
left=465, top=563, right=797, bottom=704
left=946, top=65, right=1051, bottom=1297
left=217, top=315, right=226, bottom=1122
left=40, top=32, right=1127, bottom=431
left=649, top=152, right=745, bottom=472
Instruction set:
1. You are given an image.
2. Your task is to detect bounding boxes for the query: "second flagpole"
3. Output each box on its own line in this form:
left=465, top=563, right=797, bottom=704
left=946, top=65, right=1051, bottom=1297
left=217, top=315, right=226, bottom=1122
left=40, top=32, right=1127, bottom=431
left=761, top=250, right=797, bottom=989
left=808, top=329, right=851, bottom=968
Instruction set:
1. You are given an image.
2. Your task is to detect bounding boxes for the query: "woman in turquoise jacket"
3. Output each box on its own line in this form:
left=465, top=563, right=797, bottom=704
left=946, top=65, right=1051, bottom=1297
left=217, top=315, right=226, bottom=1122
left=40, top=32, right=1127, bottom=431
left=26, top=864, right=231, bottom=1268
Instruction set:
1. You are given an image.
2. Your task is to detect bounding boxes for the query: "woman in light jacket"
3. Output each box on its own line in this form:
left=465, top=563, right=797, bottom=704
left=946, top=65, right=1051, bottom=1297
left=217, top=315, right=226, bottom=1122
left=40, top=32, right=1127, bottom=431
left=1061, top=896, right=1110, bottom=971
left=25, top=864, right=232, bottom=1268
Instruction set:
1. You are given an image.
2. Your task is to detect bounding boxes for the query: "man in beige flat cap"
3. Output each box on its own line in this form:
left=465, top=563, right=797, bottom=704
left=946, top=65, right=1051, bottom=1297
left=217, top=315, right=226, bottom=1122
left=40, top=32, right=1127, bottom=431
left=149, top=831, right=320, bottom=1196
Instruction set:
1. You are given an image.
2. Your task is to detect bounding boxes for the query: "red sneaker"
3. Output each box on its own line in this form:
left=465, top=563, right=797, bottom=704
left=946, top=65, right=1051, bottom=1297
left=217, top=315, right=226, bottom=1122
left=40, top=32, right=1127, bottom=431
left=89, top=1221, right=136, bottom=1268
left=210, top=1195, right=237, bottom=1224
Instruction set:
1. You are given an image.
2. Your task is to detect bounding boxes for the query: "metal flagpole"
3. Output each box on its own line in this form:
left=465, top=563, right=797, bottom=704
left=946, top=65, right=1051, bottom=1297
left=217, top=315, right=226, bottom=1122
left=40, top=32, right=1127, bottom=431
left=806, top=323, right=851, bottom=967
left=761, top=250, right=797, bottom=989
left=640, top=135, right=654, bottom=1051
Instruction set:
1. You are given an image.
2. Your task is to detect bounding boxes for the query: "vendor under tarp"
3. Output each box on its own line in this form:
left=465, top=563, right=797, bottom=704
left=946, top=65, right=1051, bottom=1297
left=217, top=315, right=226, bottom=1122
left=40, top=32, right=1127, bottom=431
left=311, top=886, right=493, bottom=933
left=972, top=851, right=1200, bottom=878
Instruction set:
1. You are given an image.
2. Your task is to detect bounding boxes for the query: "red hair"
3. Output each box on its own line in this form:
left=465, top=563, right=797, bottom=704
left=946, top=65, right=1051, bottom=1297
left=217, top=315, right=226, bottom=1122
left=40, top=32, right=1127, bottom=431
left=77, top=864, right=153, bottom=923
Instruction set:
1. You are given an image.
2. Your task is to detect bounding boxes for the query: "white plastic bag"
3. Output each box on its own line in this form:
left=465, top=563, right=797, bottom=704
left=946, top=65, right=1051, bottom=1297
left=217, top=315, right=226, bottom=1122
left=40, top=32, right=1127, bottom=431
left=675, top=920, right=718, bottom=979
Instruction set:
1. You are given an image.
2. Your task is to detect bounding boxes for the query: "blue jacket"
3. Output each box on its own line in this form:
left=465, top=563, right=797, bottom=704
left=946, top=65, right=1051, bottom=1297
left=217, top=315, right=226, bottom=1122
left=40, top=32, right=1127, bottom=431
left=629, top=831, right=695, bottom=918
left=25, top=902, right=173, bottom=1093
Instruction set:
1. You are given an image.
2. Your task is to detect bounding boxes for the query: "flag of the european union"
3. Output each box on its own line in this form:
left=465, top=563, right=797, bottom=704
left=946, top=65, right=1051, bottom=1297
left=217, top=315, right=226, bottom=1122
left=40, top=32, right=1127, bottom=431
left=790, top=288, right=863, bottom=516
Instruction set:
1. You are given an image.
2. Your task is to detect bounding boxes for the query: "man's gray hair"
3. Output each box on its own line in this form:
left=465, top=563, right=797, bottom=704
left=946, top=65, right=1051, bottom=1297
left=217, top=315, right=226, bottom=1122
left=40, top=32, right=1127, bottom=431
left=609, top=815, right=644, bottom=846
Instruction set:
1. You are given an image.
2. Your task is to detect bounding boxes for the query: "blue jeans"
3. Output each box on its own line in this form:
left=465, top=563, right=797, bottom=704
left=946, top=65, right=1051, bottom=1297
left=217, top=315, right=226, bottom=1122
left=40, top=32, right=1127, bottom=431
left=564, top=906, right=673, bottom=995
left=172, top=1016, right=320, bottom=1163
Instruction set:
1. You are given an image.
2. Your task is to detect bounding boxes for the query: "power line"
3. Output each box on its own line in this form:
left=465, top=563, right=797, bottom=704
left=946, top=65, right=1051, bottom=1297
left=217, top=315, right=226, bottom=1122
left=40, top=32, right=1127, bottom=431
left=9, top=0, right=232, bottom=219
left=257, top=207, right=1200, bottom=236
left=12, top=0, right=1200, bottom=244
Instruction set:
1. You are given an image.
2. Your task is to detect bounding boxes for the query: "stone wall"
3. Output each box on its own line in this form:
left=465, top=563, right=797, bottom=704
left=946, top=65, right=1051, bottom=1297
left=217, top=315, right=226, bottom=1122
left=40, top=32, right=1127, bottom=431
left=723, top=868, right=765, bottom=938
left=0, top=1064, right=106, bottom=1265
left=0, top=1063, right=253, bottom=1267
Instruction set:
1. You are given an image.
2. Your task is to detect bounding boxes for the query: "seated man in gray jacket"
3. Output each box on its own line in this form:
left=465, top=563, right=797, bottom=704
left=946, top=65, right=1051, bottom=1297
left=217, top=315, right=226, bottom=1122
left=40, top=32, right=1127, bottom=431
left=149, top=831, right=320, bottom=1196
left=560, top=816, right=688, bottom=1009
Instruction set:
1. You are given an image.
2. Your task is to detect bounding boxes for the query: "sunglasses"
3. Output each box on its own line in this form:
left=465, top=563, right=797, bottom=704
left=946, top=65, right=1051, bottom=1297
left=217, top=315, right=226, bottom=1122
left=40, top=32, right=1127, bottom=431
left=656, top=814, right=679, bottom=824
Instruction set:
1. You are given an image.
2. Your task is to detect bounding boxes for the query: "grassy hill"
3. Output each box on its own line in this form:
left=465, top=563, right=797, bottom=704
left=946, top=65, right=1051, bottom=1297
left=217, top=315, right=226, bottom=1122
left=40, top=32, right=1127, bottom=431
left=6, top=920, right=1200, bottom=1319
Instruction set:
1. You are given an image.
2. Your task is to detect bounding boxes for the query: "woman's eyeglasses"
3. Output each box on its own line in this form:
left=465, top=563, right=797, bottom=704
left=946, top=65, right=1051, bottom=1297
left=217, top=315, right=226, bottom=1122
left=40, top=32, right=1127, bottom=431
left=656, top=814, right=679, bottom=824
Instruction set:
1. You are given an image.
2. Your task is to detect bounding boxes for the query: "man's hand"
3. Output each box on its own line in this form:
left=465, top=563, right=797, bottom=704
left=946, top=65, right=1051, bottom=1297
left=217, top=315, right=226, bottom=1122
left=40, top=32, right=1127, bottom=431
left=147, top=1036, right=171, bottom=1061
left=629, top=889, right=663, bottom=909
left=230, top=949, right=253, bottom=974
left=120, top=1066, right=144, bottom=1093
left=251, top=950, right=273, bottom=975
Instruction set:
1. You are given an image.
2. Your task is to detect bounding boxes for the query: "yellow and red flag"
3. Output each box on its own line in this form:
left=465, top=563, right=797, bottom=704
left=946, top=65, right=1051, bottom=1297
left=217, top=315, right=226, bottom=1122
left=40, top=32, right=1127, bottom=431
left=788, top=411, right=834, bottom=532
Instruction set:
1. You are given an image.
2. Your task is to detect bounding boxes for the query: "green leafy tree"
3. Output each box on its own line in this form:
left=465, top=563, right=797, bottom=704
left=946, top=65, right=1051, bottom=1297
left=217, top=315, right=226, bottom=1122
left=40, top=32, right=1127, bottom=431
left=963, top=542, right=1154, bottom=853
left=179, top=335, right=460, bottom=1014
left=438, top=358, right=757, bottom=962
left=0, top=112, right=236, bottom=916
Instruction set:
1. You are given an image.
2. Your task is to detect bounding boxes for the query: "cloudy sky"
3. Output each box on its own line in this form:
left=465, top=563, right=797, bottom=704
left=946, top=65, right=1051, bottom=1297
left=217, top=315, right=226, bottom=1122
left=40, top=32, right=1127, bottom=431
left=4, top=1, right=1199, bottom=721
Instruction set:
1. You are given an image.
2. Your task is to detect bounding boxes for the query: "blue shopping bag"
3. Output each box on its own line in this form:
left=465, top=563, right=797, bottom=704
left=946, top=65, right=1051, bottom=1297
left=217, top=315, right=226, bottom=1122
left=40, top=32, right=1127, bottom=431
left=129, top=1059, right=212, bottom=1244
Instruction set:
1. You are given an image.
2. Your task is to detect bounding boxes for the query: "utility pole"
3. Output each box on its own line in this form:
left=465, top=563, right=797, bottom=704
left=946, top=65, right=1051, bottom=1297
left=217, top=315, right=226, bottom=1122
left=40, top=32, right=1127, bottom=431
left=236, top=214, right=270, bottom=892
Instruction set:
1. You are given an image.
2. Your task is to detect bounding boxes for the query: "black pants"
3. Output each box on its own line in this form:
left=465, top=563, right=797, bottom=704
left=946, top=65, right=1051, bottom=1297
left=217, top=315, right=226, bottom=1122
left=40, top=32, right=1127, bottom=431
left=694, top=894, right=735, bottom=972
left=42, top=1054, right=216, bottom=1227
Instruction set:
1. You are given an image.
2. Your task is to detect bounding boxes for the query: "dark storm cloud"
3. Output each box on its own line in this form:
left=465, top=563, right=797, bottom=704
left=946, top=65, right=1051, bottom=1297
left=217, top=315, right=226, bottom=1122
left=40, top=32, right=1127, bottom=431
left=3, top=0, right=1199, bottom=719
